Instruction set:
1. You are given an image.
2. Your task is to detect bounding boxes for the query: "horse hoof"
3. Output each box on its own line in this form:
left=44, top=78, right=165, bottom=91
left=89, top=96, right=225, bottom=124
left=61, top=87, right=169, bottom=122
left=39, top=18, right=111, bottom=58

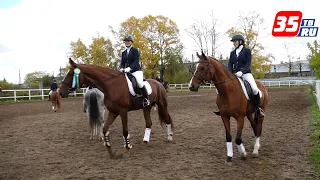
left=225, top=161, right=232, bottom=166
left=124, top=147, right=131, bottom=153
left=240, top=152, right=247, bottom=160
left=143, top=141, right=148, bottom=144
left=252, top=152, right=259, bottom=158
left=167, top=135, right=173, bottom=141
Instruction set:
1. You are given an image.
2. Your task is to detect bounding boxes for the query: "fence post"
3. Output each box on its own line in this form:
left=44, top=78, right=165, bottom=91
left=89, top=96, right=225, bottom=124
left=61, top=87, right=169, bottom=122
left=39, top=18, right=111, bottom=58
left=41, top=90, right=44, bottom=100
left=29, top=90, right=31, bottom=100
left=315, top=80, right=320, bottom=111
left=14, top=90, right=17, bottom=102
left=289, top=80, right=291, bottom=87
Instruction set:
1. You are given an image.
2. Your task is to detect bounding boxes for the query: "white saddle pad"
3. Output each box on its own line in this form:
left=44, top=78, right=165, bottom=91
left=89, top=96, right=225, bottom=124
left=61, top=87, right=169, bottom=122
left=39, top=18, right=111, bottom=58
left=124, top=74, right=152, bottom=96
left=237, top=77, right=262, bottom=100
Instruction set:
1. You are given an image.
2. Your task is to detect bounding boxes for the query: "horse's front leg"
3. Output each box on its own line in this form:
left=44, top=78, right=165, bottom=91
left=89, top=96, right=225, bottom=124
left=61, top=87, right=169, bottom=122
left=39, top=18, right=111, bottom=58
left=103, top=111, right=118, bottom=158
left=120, top=111, right=132, bottom=152
left=221, top=115, right=233, bottom=165
left=143, top=106, right=152, bottom=144
left=236, top=115, right=247, bottom=159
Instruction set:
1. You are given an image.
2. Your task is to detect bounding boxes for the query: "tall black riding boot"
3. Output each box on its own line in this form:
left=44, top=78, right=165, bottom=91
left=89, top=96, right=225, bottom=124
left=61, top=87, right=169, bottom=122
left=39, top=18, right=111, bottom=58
left=253, top=92, right=265, bottom=117
left=48, top=95, right=51, bottom=101
left=140, top=85, right=150, bottom=107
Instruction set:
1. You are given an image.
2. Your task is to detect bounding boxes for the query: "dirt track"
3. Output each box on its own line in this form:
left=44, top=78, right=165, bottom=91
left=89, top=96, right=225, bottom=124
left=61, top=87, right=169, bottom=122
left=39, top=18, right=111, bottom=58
left=0, top=87, right=318, bottom=180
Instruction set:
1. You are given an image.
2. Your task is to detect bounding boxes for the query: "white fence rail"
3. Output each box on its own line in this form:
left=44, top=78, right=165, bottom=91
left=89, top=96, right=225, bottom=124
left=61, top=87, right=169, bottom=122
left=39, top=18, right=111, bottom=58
left=0, top=80, right=316, bottom=102
left=315, top=80, right=320, bottom=110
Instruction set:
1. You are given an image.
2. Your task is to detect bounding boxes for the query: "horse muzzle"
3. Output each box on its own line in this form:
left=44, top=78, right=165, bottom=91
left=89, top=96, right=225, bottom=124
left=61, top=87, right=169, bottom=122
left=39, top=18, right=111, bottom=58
left=189, top=84, right=199, bottom=92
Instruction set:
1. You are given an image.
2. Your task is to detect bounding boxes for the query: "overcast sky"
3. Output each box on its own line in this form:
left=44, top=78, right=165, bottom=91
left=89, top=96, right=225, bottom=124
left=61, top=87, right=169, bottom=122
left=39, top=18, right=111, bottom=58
left=0, top=0, right=319, bottom=84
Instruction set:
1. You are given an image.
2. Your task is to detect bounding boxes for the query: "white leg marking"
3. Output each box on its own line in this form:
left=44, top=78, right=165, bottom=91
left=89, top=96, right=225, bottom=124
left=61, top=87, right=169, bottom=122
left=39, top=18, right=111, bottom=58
left=52, top=106, right=54, bottom=110
left=227, top=142, right=233, bottom=157
left=237, top=143, right=247, bottom=157
left=167, top=124, right=173, bottom=141
left=253, top=137, right=260, bottom=155
left=143, top=128, right=151, bottom=143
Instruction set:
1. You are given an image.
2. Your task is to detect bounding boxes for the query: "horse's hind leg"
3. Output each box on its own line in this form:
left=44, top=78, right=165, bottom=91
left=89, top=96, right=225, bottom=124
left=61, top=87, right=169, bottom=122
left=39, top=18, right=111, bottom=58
left=247, top=113, right=260, bottom=157
left=143, top=106, right=152, bottom=144
left=253, top=115, right=264, bottom=157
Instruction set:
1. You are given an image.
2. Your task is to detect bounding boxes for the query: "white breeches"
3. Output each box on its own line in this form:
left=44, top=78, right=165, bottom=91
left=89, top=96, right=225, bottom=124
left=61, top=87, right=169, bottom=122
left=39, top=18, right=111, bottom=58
left=242, top=73, right=259, bottom=95
left=131, top=71, right=144, bottom=88
left=49, top=90, right=53, bottom=95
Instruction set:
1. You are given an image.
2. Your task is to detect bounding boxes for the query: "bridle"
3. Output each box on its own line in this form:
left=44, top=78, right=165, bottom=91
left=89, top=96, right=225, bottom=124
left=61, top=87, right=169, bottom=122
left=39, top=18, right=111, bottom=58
left=192, top=57, right=236, bottom=85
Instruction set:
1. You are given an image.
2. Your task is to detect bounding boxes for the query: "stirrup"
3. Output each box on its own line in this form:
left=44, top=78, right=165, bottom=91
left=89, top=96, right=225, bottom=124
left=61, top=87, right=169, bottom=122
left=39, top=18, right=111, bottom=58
left=143, top=98, right=150, bottom=107
left=257, top=108, right=265, bottom=117
left=214, top=110, right=221, bottom=116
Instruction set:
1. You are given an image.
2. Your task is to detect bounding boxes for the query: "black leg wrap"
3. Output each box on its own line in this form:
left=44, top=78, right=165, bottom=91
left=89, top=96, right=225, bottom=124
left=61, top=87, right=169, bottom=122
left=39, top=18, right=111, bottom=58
left=226, top=134, right=232, bottom=142
left=235, top=138, right=242, bottom=145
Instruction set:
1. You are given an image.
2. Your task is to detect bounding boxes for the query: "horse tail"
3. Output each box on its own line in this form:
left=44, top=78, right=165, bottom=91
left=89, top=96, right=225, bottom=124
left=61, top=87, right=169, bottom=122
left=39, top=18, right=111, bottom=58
left=89, top=92, right=100, bottom=131
left=156, top=82, right=174, bottom=130
left=52, top=91, right=61, bottom=109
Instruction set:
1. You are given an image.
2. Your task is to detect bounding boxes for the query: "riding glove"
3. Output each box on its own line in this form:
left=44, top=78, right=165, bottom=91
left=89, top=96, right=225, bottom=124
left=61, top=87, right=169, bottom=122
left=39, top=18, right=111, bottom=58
left=124, top=67, right=131, bottom=73
left=235, top=71, right=243, bottom=77
left=119, top=68, right=124, bottom=72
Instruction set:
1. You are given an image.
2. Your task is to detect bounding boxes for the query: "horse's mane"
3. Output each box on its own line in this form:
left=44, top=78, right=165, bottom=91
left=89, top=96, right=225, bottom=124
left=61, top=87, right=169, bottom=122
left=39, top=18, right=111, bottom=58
left=79, top=64, right=120, bottom=76
left=207, top=56, right=234, bottom=77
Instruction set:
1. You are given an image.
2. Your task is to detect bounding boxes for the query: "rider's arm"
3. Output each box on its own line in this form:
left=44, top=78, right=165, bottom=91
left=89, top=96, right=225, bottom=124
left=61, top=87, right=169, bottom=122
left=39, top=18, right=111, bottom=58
left=227, top=52, right=234, bottom=72
left=119, top=51, right=125, bottom=69
left=241, top=48, right=252, bottom=74
left=129, top=48, right=141, bottom=70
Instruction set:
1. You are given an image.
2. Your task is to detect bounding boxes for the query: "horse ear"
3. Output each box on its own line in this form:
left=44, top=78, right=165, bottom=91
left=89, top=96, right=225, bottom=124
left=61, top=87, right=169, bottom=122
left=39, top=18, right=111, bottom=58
left=196, top=52, right=201, bottom=58
left=201, top=50, right=206, bottom=58
left=69, top=58, right=76, bottom=68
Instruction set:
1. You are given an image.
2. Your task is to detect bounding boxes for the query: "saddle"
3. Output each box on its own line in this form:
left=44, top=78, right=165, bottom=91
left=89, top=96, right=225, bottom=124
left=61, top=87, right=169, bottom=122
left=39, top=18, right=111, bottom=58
left=239, top=77, right=253, bottom=100
left=126, top=73, right=146, bottom=96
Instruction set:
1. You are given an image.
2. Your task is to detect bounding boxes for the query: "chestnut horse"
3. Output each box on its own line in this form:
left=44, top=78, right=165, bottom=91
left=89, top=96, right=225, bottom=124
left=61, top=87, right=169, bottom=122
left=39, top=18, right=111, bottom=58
left=189, top=51, right=268, bottom=165
left=50, top=90, right=61, bottom=112
left=59, top=58, right=174, bottom=158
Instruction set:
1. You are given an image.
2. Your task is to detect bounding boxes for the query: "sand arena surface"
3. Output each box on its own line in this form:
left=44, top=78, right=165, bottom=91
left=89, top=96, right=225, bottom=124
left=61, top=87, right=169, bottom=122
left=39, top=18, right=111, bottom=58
left=0, top=87, right=317, bottom=180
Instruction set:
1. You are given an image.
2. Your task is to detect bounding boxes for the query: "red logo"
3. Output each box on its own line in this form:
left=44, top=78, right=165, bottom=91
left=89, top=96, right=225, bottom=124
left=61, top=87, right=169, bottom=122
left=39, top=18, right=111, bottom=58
left=272, top=11, right=303, bottom=37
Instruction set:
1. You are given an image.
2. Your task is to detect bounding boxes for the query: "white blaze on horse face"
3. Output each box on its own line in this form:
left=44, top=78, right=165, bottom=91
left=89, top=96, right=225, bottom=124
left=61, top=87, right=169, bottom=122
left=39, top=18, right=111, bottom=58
left=189, top=63, right=199, bottom=87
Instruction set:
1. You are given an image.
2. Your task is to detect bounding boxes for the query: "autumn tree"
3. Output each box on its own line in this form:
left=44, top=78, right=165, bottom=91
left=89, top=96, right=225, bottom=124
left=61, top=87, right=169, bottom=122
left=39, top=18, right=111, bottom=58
left=307, top=40, right=320, bottom=79
left=185, top=10, right=221, bottom=57
left=67, top=33, right=115, bottom=67
left=118, top=15, right=183, bottom=79
left=226, top=11, right=273, bottom=78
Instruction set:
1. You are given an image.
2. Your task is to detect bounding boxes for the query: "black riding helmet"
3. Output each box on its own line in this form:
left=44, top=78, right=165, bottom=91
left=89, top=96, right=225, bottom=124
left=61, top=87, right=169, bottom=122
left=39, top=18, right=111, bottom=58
left=123, top=35, right=134, bottom=42
left=231, top=34, right=245, bottom=45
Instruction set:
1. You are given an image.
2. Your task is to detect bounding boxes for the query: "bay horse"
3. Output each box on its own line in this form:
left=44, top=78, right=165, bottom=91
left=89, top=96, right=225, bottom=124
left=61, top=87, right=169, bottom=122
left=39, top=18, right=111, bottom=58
left=50, top=90, right=61, bottom=112
left=59, top=58, right=174, bottom=157
left=189, top=51, right=268, bottom=165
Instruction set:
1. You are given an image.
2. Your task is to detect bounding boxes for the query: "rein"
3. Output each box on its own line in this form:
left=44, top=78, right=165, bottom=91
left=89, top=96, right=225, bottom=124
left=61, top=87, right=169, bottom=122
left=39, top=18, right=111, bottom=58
left=61, top=66, right=124, bottom=89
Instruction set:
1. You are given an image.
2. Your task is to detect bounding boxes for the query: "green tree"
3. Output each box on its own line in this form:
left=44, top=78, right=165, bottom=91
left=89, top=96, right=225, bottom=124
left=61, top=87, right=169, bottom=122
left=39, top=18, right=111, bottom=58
left=307, top=40, right=320, bottom=79
left=0, top=79, right=14, bottom=90
left=226, top=11, right=273, bottom=79
left=24, top=71, right=46, bottom=88
left=42, top=75, right=54, bottom=87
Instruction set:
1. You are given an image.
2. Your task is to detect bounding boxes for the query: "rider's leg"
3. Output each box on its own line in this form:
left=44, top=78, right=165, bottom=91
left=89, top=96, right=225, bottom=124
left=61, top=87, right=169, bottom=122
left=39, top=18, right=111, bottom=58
left=242, top=73, right=265, bottom=117
left=48, top=90, right=52, bottom=101
left=132, top=71, right=150, bottom=106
